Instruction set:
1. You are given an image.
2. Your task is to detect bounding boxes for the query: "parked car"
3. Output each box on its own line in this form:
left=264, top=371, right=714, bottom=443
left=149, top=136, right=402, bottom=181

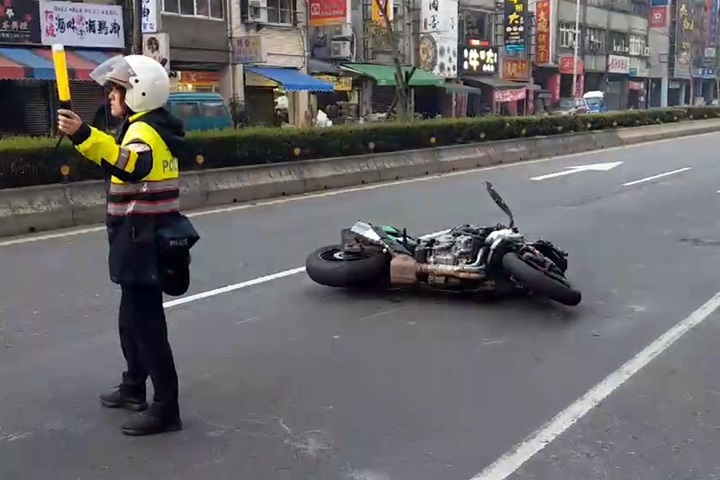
left=165, top=92, right=233, bottom=132
left=549, top=97, right=589, bottom=115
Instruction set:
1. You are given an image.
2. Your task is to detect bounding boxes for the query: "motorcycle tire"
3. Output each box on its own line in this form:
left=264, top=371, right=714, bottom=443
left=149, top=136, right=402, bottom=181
left=305, top=244, right=390, bottom=288
left=502, top=252, right=582, bottom=306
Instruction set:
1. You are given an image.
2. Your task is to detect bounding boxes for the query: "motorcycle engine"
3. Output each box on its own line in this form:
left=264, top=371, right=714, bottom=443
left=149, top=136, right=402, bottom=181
left=427, top=233, right=477, bottom=266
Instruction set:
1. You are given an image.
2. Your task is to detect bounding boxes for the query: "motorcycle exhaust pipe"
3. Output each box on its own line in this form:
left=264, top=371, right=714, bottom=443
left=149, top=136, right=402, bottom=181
left=389, top=255, right=483, bottom=285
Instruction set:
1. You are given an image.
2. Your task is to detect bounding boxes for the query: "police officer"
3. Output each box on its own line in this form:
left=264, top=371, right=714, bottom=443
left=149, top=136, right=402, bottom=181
left=57, top=55, right=185, bottom=436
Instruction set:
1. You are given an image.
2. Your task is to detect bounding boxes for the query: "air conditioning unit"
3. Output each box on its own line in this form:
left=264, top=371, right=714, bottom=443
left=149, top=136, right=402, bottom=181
left=329, top=24, right=353, bottom=39
left=247, top=0, right=268, bottom=23
left=330, top=40, right=352, bottom=59
left=643, top=46, right=650, bottom=56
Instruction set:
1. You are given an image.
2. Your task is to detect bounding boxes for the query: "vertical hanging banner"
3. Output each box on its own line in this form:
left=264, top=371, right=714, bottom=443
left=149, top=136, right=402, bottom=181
left=372, top=0, right=393, bottom=24
left=706, top=0, right=718, bottom=56
left=308, top=0, right=347, bottom=27
left=534, top=0, right=550, bottom=64
left=142, top=0, right=159, bottom=33
left=503, top=0, right=527, bottom=54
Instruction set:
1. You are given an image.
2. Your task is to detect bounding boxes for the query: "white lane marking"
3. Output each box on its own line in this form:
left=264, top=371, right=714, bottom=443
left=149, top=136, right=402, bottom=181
left=622, top=167, right=692, bottom=187
left=529, top=161, right=623, bottom=181
left=0, top=132, right=714, bottom=249
left=469, top=289, right=720, bottom=480
left=163, top=267, right=306, bottom=309
left=161, top=228, right=451, bottom=308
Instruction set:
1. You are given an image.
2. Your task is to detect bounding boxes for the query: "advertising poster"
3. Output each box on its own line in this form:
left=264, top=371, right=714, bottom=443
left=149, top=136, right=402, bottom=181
left=503, top=0, right=527, bottom=53
left=39, top=0, right=124, bottom=49
left=419, top=0, right=459, bottom=78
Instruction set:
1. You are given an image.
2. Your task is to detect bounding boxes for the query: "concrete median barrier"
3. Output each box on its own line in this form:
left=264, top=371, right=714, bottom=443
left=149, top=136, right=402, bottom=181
left=0, top=119, right=719, bottom=238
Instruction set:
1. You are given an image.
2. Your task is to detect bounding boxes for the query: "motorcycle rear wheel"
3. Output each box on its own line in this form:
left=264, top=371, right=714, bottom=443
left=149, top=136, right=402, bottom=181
left=305, top=244, right=390, bottom=288
left=502, top=252, right=582, bottom=306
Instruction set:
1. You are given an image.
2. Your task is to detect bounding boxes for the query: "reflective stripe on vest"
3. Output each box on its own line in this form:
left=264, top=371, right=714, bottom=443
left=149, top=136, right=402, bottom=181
left=107, top=179, right=180, bottom=216
left=108, top=114, right=180, bottom=217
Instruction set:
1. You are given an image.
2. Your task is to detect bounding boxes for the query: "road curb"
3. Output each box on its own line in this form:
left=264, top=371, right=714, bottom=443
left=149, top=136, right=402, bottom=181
left=1, top=119, right=719, bottom=238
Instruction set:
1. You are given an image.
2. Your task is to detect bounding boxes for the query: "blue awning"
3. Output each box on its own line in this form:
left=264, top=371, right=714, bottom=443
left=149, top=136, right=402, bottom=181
left=245, top=67, right=334, bottom=92
left=0, top=47, right=54, bottom=80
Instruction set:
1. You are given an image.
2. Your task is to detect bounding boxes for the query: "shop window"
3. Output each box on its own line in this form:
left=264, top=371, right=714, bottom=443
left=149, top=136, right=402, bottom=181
left=174, top=102, right=200, bottom=120
left=629, top=34, right=646, bottom=56
left=558, top=22, right=577, bottom=48
left=585, top=27, right=605, bottom=54
left=163, top=0, right=224, bottom=19
left=610, top=32, right=629, bottom=54
left=460, top=9, right=493, bottom=43
left=199, top=102, right=227, bottom=117
left=267, top=0, right=295, bottom=25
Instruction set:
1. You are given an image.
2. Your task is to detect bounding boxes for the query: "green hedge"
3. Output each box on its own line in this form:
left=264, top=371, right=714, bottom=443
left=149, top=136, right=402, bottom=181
left=1, top=106, right=718, bottom=190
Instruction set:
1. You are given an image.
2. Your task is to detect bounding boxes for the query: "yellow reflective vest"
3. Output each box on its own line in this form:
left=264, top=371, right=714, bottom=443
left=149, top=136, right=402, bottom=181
left=75, top=110, right=180, bottom=217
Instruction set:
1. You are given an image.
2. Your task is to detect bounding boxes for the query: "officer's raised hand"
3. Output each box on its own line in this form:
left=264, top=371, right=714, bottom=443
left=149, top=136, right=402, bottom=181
left=57, top=109, right=83, bottom=136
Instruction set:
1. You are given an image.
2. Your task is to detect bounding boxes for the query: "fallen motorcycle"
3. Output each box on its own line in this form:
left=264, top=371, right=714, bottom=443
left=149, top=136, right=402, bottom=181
left=305, top=181, right=582, bottom=306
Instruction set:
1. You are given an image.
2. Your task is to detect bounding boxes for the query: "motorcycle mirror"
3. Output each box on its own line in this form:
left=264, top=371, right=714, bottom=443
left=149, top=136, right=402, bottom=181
left=484, top=181, right=515, bottom=228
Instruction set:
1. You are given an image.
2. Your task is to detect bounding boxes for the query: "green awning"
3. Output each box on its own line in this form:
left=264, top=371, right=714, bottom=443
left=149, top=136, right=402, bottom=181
left=339, top=63, right=445, bottom=87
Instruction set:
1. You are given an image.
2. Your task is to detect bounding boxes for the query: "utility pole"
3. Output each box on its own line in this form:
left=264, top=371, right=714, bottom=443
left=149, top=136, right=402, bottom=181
left=132, top=0, right=143, bottom=54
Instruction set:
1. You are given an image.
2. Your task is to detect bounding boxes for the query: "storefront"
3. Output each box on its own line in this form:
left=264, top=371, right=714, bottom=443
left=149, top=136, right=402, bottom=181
left=338, top=63, right=445, bottom=116
left=172, top=70, right=222, bottom=93
left=243, top=67, right=334, bottom=127
left=308, top=59, right=359, bottom=124
left=606, top=54, right=630, bottom=111
left=0, top=0, right=124, bottom=135
left=558, top=56, right=584, bottom=98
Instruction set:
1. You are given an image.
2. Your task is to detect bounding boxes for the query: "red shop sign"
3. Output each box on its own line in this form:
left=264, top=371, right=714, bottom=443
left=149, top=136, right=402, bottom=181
left=559, top=56, right=584, bottom=75
left=308, top=0, right=347, bottom=27
left=495, top=88, right=526, bottom=103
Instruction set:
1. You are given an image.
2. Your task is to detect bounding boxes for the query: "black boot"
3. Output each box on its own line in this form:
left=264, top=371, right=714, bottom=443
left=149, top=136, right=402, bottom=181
left=120, top=403, right=182, bottom=436
left=99, top=387, right=148, bottom=412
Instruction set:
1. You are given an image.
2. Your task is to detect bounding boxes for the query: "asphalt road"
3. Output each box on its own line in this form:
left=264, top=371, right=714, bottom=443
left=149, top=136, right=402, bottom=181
left=2, top=133, right=720, bottom=480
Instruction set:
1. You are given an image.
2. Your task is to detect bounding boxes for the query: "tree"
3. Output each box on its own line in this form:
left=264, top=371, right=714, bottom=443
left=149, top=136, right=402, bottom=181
left=365, top=0, right=416, bottom=121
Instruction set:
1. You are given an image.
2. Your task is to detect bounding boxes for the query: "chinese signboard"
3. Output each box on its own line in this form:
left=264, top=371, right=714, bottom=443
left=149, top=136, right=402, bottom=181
left=0, top=0, right=41, bottom=43
left=308, top=0, right=347, bottom=27
left=142, top=0, right=158, bottom=33
left=534, top=0, right=550, bottom=64
left=39, top=1, right=124, bottom=49
left=607, top=54, right=630, bottom=74
left=459, top=39, right=498, bottom=75
left=649, top=6, right=667, bottom=28
left=503, top=0, right=527, bottom=53
left=419, top=0, right=459, bottom=78
left=706, top=0, right=718, bottom=57
left=559, top=56, right=583, bottom=74
left=494, top=88, right=526, bottom=102
left=314, top=75, right=352, bottom=91
left=674, top=0, right=702, bottom=78
left=232, top=36, right=265, bottom=64
left=501, top=58, right=530, bottom=80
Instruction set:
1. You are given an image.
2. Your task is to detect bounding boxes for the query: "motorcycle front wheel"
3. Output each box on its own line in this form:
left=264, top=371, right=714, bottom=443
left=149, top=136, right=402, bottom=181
left=502, top=252, right=582, bottom=306
left=305, top=244, right=390, bottom=288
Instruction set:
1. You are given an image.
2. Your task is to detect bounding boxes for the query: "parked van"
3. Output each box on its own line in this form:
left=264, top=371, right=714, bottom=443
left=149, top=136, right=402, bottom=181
left=165, top=92, right=233, bottom=132
left=583, top=91, right=606, bottom=113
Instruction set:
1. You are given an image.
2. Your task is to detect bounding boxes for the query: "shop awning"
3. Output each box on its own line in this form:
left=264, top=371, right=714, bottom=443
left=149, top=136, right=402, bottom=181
left=309, top=58, right=342, bottom=75
left=0, top=47, right=119, bottom=81
left=339, top=63, right=445, bottom=87
left=442, top=83, right=484, bottom=94
left=245, top=67, right=334, bottom=92
left=462, top=76, right=525, bottom=89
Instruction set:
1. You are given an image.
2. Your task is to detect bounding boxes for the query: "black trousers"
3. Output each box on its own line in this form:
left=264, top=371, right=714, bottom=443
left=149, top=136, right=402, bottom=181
left=118, top=284, right=179, bottom=416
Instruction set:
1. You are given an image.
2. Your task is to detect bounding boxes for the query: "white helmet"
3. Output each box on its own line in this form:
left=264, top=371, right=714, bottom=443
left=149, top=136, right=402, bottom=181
left=90, top=54, right=170, bottom=113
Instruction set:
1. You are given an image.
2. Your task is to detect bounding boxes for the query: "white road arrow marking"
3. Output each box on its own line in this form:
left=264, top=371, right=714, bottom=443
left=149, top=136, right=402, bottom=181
left=530, top=161, right=624, bottom=181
